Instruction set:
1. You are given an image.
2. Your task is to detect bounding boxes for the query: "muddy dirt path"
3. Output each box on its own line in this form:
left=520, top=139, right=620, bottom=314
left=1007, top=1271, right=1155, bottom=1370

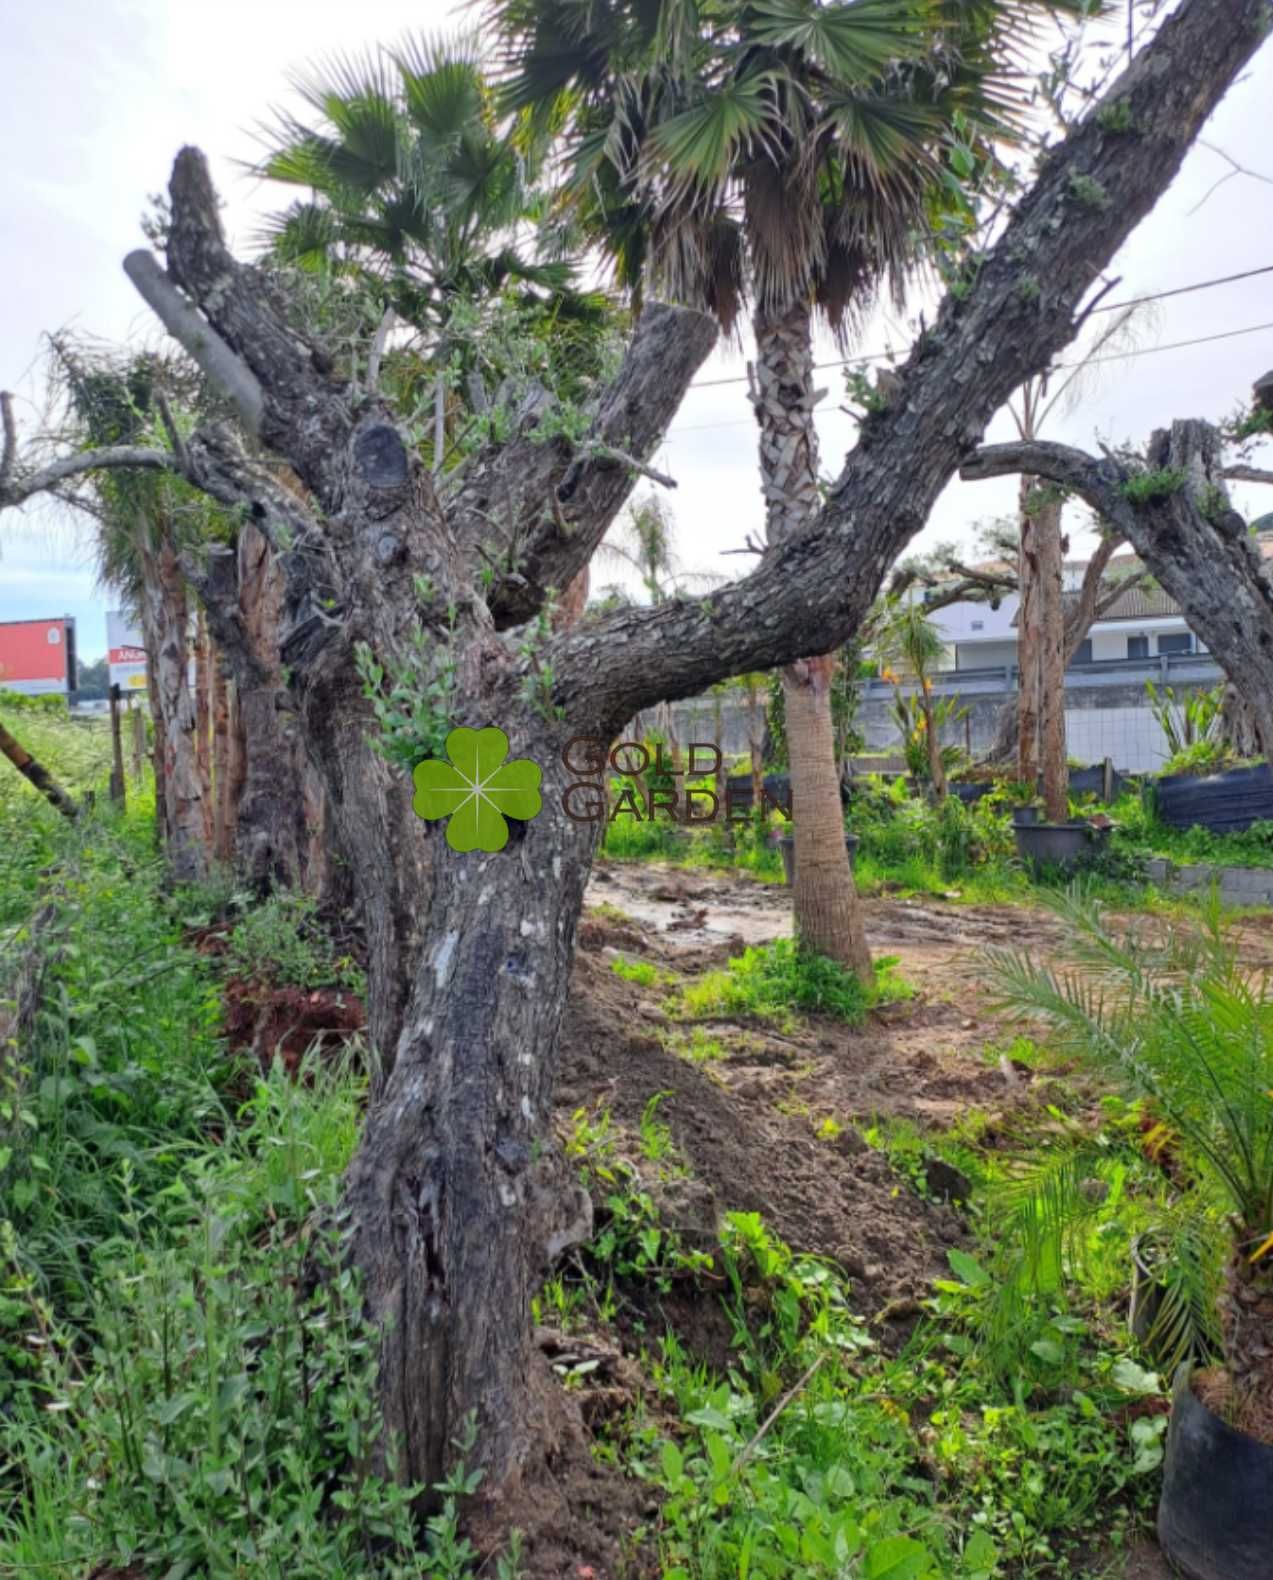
left=557, top=861, right=1070, bottom=1331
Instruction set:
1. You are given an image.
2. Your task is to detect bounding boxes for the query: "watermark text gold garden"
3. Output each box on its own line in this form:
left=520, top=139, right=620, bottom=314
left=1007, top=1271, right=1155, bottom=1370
left=560, top=737, right=791, bottom=825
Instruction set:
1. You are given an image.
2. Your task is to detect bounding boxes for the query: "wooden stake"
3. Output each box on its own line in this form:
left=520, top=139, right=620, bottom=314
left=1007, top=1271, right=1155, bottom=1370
left=108, top=683, right=126, bottom=806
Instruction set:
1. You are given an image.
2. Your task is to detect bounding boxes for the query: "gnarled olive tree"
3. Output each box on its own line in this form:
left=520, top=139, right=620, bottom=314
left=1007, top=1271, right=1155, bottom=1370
left=4, top=0, right=1263, bottom=1507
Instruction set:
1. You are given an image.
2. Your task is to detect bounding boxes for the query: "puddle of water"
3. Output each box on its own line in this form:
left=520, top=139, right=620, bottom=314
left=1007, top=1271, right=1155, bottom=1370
left=587, top=864, right=791, bottom=950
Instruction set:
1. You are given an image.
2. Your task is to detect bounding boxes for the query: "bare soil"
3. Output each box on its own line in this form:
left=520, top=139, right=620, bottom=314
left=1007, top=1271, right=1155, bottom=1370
left=503, top=861, right=1194, bottom=1578
left=203, top=864, right=1187, bottom=1578
left=501, top=863, right=1073, bottom=1577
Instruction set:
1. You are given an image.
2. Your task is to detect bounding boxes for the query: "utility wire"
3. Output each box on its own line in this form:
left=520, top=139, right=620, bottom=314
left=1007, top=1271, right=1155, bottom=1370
left=682, top=263, right=1273, bottom=392
left=667, top=318, right=1273, bottom=437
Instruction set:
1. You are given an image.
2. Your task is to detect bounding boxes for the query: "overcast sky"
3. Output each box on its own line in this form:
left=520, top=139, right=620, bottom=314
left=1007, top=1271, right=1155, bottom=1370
left=2, top=0, right=1271, bottom=659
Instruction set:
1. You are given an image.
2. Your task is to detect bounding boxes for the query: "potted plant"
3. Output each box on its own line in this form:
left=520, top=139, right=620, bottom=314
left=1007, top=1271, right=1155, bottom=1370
left=987, top=893, right=1273, bottom=1579
left=778, top=826, right=859, bottom=887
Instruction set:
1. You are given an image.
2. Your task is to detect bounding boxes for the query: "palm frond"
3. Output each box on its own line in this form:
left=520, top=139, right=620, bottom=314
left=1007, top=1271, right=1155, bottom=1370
left=748, top=0, right=930, bottom=84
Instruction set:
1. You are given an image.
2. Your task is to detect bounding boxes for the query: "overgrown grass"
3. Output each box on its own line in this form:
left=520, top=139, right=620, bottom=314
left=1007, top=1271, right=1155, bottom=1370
left=0, top=708, right=114, bottom=927
left=0, top=745, right=516, bottom=1578
left=670, top=938, right=910, bottom=1028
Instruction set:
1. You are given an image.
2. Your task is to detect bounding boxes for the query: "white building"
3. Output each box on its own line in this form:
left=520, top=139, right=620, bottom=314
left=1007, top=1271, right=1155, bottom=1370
left=933, top=554, right=1205, bottom=672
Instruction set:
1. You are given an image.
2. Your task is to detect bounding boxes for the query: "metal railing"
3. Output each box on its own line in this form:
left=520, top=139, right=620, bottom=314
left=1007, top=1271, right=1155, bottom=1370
left=862, top=650, right=1223, bottom=699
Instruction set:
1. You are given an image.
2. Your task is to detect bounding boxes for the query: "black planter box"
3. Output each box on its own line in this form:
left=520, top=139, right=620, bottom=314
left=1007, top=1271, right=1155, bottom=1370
left=1156, top=762, right=1273, bottom=835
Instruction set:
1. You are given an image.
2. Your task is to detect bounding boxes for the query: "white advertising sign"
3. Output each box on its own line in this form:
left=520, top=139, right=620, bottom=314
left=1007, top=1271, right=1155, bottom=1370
left=106, top=610, right=148, bottom=692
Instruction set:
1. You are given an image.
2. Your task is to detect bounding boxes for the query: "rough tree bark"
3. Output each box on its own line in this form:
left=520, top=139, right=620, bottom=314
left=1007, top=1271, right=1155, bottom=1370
left=980, top=532, right=1142, bottom=766
left=1016, top=477, right=1042, bottom=788
left=752, top=300, right=871, bottom=977
left=211, top=646, right=234, bottom=864
left=98, top=0, right=1267, bottom=1509
left=147, top=535, right=207, bottom=881
left=194, top=606, right=212, bottom=834
left=1035, top=492, right=1068, bottom=821
left=963, top=419, right=1273, bottom=759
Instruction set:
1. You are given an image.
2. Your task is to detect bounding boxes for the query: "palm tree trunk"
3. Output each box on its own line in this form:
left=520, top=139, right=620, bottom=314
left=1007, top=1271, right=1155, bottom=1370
left=141, top=607, right=167, bottom=851
left=920, top=682, right=948, bottom=802
left=0, top=719, right=78, bottom=820
left=1220, top=1232, right=1273, bottom=1432
left=149, top=536, right=208, bottom=882
left=211, top=648, right=234, bottom=863
left=194, top=608, right=213, bottom=847
left=783, top=658, right=872, bottom=975
left=1017, top=476, right=1041, bottom=791
left=1036, top=494, right=1068, bottom=821
left=753, top=300, right=870, bottom=977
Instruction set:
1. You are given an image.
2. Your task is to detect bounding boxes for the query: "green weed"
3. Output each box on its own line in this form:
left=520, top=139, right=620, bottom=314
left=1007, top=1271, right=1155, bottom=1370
left=671, top=939, right=909, bottom=1029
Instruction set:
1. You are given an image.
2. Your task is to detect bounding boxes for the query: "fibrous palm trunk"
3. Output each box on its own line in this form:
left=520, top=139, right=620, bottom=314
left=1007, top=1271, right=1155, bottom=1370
left=1220, top=1233, right=1273, bottom=1436
left=1016, top=476, right=1041, bottom=790
left=194, top=607, right=212, bottom=841
left=143, top=534, right=208, bottom=881
left=919, top=681, right=948, bottom=802
left=1036, top=494, right=1068, bottom=822
left=753, top=300, right=870, bottom=977
left=211, top=648, right=234, bottom=863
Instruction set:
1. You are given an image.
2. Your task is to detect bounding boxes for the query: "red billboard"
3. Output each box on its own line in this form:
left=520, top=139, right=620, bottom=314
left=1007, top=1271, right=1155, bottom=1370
left=0, top=617, right=78, bottom=696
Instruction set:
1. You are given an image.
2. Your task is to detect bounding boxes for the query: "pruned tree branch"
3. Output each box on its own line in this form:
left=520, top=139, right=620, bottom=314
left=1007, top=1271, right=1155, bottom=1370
left=124, top=251, right=266, bottom=439
left=963, top=420, right=1273, bottom=756
left=1224, top=464, right=1273, bottom=485
left=0, top=441, right=175, bottom=510
left=445, top=301, right=716, bottom=627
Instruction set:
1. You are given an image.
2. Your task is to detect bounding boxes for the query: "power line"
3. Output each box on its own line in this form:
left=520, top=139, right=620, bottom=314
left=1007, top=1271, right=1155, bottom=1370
left=682, top=263, right=1273, bottom=393
left=666, top=318, right=1273, bottom=438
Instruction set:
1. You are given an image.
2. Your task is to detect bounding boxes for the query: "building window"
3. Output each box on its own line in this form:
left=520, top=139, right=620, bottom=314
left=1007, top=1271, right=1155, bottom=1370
left=1127, top=635, right=1149, bottom=659
left=1157, top=633, right=1193, bottom=655
left=1069, top=639, right=1093, bottom=666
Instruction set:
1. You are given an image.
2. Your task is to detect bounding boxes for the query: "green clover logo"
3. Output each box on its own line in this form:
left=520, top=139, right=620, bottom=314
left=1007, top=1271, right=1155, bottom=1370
left=412, top=726, right=542, bottom=853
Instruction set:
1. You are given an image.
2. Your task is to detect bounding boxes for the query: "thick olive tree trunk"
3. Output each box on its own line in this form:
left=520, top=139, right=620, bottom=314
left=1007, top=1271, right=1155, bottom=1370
left=753, top=301, right=871, bottom=977
left=231, top=523, right=316, bottom=892
left=336, top=710, right=598, bottom=1491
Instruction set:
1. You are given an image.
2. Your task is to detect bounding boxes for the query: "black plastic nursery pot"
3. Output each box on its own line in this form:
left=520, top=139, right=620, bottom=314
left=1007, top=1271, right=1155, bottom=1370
left=1158, top=1364, right=1273, bottom=1580
left=1012, top=805, right=1041, bottom=826
left=950, top=780, right=996, bottom=805
left=779, top=833, right=859, bottom=886
left=1013, top=820, right=1101, bottom=873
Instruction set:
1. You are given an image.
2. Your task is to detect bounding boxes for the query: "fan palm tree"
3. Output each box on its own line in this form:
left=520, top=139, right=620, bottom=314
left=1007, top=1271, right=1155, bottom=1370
left=253, top=33, right=577, bottom=334
left=51, top=344, right=215, bottom=881
left=490, top=0, right=1074, bottom=978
